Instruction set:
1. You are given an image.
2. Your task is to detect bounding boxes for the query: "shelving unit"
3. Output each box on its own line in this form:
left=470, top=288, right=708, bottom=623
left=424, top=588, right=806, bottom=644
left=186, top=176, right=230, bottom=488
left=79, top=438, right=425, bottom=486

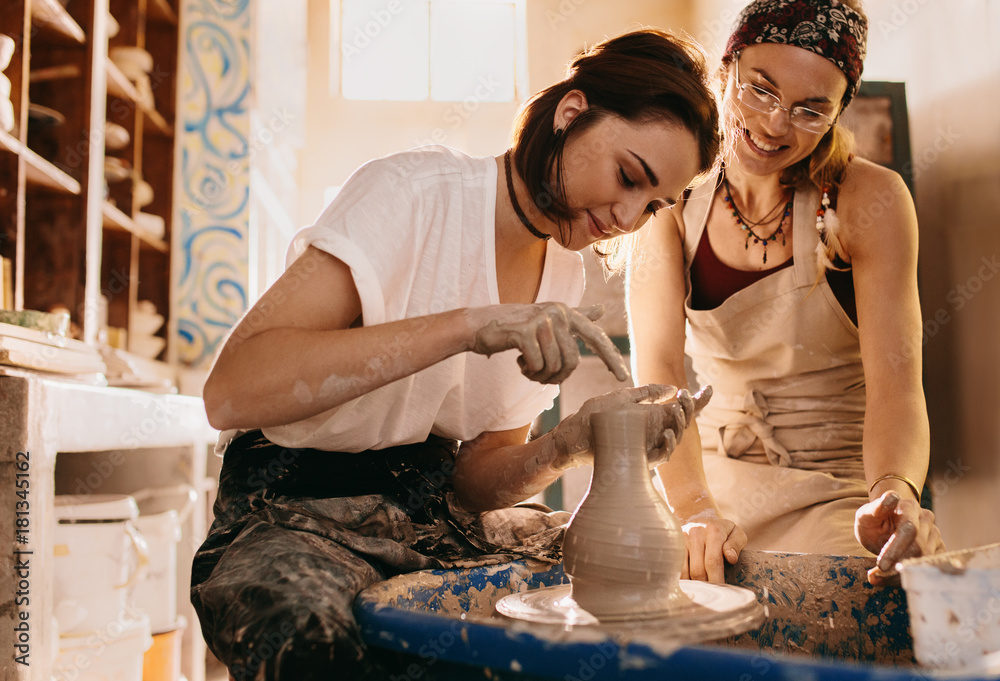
left=0, top=0, right=179, bottom=358
left=0, top=3, right=214, bottom=681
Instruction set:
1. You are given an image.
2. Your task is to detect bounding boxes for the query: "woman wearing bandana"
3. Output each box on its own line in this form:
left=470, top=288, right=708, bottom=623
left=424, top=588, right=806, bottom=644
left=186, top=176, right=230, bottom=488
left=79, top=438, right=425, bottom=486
left=629, top=0, right=946, bottom=585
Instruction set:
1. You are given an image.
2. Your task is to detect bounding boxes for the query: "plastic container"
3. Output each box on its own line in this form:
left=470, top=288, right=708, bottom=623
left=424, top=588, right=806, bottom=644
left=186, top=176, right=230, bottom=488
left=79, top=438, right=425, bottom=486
left=131, top=485, right=196, bottom=633
left=53, top=613, right=152, bottom=681
left=142, top=617, right=186, bottom=681
left=54, top=495, right=147, bottom=635
left=899, top=541, right=1000, bottom=672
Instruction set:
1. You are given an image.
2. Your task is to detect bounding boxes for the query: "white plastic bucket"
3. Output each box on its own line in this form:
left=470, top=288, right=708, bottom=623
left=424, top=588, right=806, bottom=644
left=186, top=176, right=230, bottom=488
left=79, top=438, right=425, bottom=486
left=54, top=495, right=148, bottom=635
left=130, top=485, right=195, bottom=634
left=899, top=541, right=1000, bottom=671
left=53, top=612, right=152, bottom=681
left=132, top=510, right=180, bottom=633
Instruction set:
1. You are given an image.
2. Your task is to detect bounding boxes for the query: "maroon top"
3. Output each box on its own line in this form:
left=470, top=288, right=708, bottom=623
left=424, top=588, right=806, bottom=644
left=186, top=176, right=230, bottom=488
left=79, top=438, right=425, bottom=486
left=690, top=228, right=857, bottom=326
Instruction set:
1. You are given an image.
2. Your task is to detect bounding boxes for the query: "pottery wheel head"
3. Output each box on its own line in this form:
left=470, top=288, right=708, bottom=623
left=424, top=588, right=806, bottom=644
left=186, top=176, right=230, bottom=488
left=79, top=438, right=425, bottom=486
left=496, top=580, right=764, bottom=643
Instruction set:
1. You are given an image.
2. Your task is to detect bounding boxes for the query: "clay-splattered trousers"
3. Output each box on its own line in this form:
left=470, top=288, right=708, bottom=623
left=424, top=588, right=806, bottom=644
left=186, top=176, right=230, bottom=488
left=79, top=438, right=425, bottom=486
left=190, top=430, right=564, bottom=681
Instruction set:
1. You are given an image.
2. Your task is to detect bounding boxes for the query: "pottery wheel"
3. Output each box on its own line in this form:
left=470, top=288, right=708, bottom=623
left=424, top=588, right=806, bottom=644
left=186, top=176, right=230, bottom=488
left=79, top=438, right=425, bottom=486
left=496, top=581, right=763, bottom=641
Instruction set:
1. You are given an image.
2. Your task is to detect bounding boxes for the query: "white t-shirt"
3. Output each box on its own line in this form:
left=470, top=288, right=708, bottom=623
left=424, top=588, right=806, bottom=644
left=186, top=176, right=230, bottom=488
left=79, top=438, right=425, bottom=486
left=262, top=146, right=585, bottom=452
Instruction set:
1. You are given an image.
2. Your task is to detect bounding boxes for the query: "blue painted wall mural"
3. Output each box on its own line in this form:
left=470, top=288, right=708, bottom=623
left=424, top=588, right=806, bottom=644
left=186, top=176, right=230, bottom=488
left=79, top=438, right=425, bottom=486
left=176, top=0, right=251, bottom=367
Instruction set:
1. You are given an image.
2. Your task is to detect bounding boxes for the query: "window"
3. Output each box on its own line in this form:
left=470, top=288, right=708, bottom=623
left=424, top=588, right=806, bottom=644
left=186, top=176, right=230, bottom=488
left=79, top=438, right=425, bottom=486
left=336, top=0, right=526, bottom=102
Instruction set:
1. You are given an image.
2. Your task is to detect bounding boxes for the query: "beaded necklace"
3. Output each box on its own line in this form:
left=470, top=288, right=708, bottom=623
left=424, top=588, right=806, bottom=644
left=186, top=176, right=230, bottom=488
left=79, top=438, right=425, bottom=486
left=722, top=176, right=793, bottom=265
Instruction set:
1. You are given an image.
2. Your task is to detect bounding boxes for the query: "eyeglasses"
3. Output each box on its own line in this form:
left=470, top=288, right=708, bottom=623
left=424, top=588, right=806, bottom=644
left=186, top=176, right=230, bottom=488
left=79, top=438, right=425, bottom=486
left=733, top=56, right=836, bottom=134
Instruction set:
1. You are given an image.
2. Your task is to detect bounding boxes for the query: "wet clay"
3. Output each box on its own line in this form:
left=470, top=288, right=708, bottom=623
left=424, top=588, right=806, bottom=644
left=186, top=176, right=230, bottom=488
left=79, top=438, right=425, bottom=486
left=496, top=407, right=762, bottom=640
left=561, top=409, right=689, bottom=619
left=496, top=409, right=762, bottom=641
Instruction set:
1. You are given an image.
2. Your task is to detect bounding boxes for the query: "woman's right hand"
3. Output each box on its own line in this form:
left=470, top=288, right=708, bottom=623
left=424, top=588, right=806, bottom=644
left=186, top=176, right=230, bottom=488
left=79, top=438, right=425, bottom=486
left=467, top=303, right=630, bottom=384
left=549, top=384, right=711, bottom=470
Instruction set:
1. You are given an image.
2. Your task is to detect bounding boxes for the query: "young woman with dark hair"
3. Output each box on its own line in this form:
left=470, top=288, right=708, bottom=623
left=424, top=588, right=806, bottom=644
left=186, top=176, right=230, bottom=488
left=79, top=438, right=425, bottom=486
left=192, top=28, right=720, bottom=680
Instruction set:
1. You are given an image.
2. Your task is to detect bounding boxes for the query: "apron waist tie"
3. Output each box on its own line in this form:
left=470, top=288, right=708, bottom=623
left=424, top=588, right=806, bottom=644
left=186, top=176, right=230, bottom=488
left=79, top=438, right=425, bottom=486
left=718, top=389, right=793, bottom=467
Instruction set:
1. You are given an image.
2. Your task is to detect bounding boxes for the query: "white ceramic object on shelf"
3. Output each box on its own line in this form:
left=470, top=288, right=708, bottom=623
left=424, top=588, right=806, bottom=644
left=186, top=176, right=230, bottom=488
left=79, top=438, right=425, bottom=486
left=135, top=212, right=166, bottom=239
left=0, top=96, right=13, bottom=133
left=0, top=74, right=11, bottom=133
left=134, top=72, right=156, bottom=108
left=105, top=120, right=131, bottom=149
left=135, top=178, right=154, bottom=207
left=131, top=307, right=165, bottom=336
left=130, top=334, right=166, bottom=359
left=0, top=34, right=14, bottom=72
left=109, top=46, right=154, bottom=81
left=105, top=156, right=132, bottom=183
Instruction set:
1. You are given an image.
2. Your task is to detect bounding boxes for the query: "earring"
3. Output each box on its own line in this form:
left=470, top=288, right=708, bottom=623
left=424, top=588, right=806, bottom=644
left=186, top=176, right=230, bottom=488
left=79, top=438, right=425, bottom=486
left=554, top=128, right=564, bottom=139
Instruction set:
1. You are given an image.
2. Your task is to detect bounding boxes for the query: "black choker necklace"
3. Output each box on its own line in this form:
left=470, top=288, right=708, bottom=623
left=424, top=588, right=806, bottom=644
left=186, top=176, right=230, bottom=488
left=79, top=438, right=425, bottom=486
left=504, top=150, right=550, bottom=241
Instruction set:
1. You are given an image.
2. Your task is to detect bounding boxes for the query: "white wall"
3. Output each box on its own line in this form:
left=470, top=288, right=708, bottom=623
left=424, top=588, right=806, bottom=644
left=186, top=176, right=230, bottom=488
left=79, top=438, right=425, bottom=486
left=689, top=0, right=1000, bottom=550
left=861, top=0, right=1000, bottom=551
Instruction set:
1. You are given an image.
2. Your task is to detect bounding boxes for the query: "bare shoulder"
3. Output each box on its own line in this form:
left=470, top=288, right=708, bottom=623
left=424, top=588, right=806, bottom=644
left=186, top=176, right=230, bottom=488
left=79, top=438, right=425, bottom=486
left=634, top=197, right=684, bottom=264
left=836, top=157, right=917, bottom=253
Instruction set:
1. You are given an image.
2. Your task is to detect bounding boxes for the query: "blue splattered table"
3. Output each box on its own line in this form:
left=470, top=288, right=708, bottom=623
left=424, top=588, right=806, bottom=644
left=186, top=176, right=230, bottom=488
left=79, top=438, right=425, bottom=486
left=355, top=550, right=1000, bottom=680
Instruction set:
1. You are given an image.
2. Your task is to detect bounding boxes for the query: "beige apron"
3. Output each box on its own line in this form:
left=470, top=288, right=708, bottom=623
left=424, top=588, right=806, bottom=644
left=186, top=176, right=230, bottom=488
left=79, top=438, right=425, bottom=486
left=683, top=185, right=871, bottom=556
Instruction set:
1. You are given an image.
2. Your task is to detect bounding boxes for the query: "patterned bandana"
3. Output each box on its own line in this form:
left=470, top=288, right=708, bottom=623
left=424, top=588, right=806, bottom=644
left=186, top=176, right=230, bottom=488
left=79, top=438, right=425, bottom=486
left=724, top=0, right=868, bottom=105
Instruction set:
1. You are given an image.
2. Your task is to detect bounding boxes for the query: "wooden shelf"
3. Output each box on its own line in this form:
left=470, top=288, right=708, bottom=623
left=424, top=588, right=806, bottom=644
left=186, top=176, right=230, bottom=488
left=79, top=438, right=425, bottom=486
left=105, top=61, right=173, bottom=136
left=102, top=200, right=133, bottom=229
left=148, top=0, right=179, bottom=24
left=0, top=128, right=82, bottom=194
left=103, top=201, right=169, bottom=252
left=136, top=230, right=169, bottom=252
left=8, top=0, right=181, bottom=387
left=0, top=127, right=23, bottom=156
left=30, top=64, right=84, bottom=83
left=30, top=0, right=87, bottom=44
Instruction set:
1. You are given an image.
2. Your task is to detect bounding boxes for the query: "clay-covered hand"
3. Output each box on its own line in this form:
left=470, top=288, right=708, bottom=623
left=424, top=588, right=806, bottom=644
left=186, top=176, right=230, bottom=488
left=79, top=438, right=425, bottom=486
left=549, top=384, right=712, bottom=471
left=855, top=491, right=946, bottom=586
left=468, top=303, right=629, bottom=385
left=681, top=510, right=747, bottom=585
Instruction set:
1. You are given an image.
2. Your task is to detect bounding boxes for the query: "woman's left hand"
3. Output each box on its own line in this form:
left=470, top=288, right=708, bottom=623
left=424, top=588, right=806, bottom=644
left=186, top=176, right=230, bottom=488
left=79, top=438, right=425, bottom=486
left=681, top=511, right=747, bottom=584
left=855, top=491, right=946, bottom=586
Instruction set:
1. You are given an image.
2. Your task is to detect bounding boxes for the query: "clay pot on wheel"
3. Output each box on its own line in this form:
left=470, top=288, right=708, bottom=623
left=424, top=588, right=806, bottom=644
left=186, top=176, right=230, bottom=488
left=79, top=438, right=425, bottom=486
left=562, top=408, right=690, bottom=620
